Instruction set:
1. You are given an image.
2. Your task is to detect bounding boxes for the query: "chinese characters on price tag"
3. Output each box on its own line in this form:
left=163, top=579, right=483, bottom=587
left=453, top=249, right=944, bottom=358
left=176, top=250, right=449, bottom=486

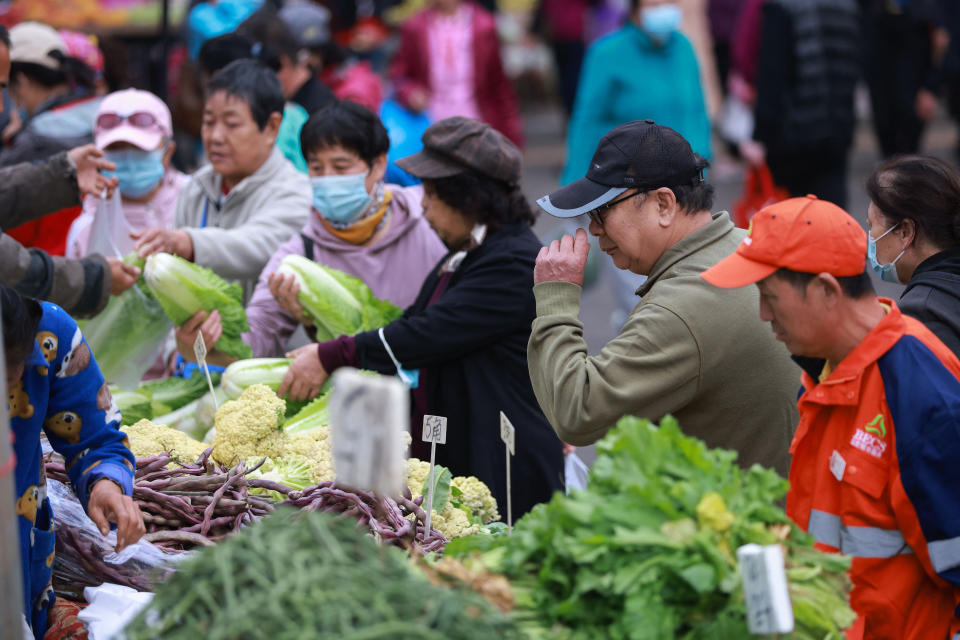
left=500, top=411, right=516, bottom=533
left=421, top=415, right=448, bottom=534
left=737, top=543, right=794, bottom=635
left=329, top=368, right=407, bottom=496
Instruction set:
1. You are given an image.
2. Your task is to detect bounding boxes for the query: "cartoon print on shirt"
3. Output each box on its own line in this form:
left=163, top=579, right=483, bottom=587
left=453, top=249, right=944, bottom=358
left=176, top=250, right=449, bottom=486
left=36, top=331, right=57, bottom=362
left=16, top=485, right=39, bottom=523
left=8, top=380, right=34, bottom=419
left=55, top=328, right=91, bottom=378
left=45, top=411, right=83, bottom=444
left=98, top=383, right=121, bottom=424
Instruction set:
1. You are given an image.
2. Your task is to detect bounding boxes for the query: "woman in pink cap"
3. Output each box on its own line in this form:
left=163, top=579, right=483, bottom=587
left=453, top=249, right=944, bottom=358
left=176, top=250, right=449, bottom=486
left=66, top=89, right=188, bottom=258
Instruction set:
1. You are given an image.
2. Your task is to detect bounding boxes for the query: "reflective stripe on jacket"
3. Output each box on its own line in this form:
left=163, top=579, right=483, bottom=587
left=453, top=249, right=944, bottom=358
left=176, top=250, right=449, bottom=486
left=787, top=299, right=960, bottom=640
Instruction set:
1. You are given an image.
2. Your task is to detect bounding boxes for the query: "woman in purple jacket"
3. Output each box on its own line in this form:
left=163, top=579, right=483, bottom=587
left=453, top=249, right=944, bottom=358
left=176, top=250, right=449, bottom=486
left=187, top=101, right=446, bottom=362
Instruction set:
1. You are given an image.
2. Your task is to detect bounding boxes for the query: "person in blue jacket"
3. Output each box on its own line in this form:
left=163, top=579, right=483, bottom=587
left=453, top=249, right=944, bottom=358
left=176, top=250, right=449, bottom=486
left=561, top=0, right=711, bottom=186
left=4, top=286, right=144, bottom=639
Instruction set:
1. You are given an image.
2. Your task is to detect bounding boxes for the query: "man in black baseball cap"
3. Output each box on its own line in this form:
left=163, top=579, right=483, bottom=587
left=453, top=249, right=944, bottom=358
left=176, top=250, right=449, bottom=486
left=526, top=120, right=800, bottom=476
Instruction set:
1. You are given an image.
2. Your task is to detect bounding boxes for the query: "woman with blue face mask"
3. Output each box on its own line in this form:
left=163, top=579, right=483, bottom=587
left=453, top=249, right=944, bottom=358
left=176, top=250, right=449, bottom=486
left=66, top=89, right=189, bottom=260
left=865, top=155, right=960, bottom=359
left=193, top=100, right=447, bottom=364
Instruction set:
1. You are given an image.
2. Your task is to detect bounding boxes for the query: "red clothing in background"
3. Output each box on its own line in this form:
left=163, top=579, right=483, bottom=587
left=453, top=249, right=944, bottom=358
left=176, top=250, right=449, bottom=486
left=390, top=1, right=524, bottom=148
left=7, top=205, right=81, bottom=256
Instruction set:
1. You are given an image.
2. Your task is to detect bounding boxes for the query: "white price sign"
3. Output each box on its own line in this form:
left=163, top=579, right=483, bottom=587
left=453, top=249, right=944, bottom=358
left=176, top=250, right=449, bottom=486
left=499, top=411, right=516, bottom=533
left=422, top=415, right=447, bottom=445
left=329, top=368, right=408, bottom=496
left=499, top=412, right=515, bottom=455
left=192, top=331, right=219, bottom=410
left=737, top=543, right=794, bottom=635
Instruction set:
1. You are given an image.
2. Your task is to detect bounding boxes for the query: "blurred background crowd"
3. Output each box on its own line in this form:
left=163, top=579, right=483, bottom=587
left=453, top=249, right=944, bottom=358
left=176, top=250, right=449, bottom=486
left=2, top=0, right=959, bottom=348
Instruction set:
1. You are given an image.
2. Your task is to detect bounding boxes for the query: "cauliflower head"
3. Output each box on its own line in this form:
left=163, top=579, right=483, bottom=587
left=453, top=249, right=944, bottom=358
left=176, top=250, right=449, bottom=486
left=405, top=458, right=431, bottom=498
left=432, top=502, right=480, bottom=540
left=213, top=384, right=286, bottom=464
left=452, top=476, right=500, bottom=524
left=122, top=419, right=208, bottom=464
left=283, top=428, right=335, bottom=482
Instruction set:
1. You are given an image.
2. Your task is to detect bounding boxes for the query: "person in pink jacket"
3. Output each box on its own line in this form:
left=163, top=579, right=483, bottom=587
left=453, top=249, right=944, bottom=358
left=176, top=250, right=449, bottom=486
left=389, top=0, right=524, bottom=148
left=240, top=101, right=446, bottom=358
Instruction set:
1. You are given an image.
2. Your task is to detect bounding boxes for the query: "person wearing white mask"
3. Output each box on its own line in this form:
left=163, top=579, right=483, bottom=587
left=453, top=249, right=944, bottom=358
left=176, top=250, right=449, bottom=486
left=66, top=89, right=188, bottom=259
left=865, top=155, right=960, bottom=359
left=184, top=100, right=446, bottom=362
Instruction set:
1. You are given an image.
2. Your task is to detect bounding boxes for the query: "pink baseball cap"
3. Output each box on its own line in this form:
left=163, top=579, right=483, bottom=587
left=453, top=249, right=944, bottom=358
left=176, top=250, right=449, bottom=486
left=94, top=89, right=173, bottom=151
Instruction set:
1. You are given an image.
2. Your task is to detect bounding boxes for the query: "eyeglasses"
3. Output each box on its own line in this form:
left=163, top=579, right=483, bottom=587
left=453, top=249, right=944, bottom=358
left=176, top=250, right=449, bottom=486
left=588, top=190, right=644, bottom=227
left=96, top=111, right=160, bottom=131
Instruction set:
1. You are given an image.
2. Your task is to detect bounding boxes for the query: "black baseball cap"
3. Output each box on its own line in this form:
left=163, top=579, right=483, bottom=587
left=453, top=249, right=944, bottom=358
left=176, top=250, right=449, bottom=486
left=538, top=120, right=706, bottom=218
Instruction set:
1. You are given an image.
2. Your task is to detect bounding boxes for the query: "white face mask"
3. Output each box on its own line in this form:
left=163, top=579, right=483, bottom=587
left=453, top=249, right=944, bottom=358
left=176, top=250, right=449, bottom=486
left=640, top=3, right=683, bottom=40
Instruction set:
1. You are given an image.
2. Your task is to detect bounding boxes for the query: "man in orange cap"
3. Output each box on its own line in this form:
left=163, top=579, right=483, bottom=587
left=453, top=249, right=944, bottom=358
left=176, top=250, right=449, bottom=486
left=702, top=195, right=960, bottom=640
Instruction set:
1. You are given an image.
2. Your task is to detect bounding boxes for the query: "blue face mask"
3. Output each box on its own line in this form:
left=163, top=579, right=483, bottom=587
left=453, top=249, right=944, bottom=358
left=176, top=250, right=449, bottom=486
left=311, top=172, right=373, bottom=225
left=641, top=3, right=682, bottom=41
left=867, top=223, right=906, bottom=284
left=104, top=148, right=166, bottom=198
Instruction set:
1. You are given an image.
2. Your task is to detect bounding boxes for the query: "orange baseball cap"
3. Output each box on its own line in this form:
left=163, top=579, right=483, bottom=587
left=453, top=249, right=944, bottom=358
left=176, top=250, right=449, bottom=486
left=702, top=195, right=867, bottom=288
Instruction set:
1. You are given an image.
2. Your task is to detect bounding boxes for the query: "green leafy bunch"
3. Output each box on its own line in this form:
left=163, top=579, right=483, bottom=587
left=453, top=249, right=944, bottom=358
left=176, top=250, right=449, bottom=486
left=448, top=416, right=855, bottom=640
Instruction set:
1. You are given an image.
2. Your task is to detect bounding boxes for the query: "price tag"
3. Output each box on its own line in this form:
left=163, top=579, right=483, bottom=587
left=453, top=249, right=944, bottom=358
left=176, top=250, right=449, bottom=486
left=737, top=543, right=794, bottom=635
left=193, top=331, right=207, bottom=363
left=193, top=331, right=219, bottom=410
left=500, top=412, right=515, bottom=455
left=500, top=411, right=516, bottom=533
left=422, top=415, right=447, bottom=445
left=329, top=368, right=407, bottom=497
left=421, top=415, right=448, bottom=536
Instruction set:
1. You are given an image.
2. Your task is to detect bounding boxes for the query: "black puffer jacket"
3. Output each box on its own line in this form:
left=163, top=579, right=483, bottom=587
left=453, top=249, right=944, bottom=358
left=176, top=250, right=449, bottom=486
left=900, top=248, right=960, bottom=360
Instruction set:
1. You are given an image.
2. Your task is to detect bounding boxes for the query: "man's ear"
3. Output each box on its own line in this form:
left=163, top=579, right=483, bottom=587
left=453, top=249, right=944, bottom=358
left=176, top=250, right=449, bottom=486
left=654, top=187, right=679, bottom=227
left=813, top=273, right=843, bottom=308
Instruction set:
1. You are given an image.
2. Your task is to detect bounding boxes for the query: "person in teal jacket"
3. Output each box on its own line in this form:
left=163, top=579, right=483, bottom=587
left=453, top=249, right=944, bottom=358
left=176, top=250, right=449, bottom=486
left=561, top=0, right=711, bottom=186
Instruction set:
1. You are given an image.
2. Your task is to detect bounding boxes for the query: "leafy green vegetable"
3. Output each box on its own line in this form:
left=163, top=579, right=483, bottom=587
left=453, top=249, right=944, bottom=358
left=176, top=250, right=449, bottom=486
left=110, top=387, right=153, bottom=426
left=276, top=254, right=402, bottom=340
left=222, top=358, right=307, bottom=417
left=422, top=464, right=453, bottom=513
left=124, top=509, right=523, bottom=640
left=143, top=253, right=253, bottom=360
left=83, top=253, right=172, bottom=389
left=139, top=372, right=219, bottom=416
left=448, top=416, right=856, bottom=640
left=282, top=389, right=330, bottom=434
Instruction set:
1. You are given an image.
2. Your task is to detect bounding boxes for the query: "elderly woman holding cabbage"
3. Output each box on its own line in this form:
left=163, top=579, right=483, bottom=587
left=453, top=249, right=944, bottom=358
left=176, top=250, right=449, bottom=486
left=279, top=117, right=565, bottom=519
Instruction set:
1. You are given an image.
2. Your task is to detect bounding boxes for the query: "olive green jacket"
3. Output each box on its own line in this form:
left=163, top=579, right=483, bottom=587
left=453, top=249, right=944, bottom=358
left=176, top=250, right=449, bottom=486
left=528, top=212, right=799, bottom=475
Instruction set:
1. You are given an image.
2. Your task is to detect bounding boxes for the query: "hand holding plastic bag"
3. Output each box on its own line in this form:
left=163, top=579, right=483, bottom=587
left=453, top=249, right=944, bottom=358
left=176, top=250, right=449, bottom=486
left=86, top=190, right=134, bottom=259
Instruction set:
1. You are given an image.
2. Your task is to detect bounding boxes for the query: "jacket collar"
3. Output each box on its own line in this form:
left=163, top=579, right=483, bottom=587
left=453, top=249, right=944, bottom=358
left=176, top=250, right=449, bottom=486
left=798, top=297, right=906, bottom=405
left=637, top=211, right=736, bottom=297
left=194, top=147, right=287, bottom=210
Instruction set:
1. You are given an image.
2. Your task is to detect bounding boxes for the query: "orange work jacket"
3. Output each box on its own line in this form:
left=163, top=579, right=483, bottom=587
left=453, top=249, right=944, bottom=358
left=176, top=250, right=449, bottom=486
left=788, top=300, right=960, bottom=640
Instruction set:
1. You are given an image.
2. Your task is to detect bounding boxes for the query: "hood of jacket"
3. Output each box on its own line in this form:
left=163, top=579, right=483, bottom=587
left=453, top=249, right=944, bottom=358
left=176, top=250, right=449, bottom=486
left=903, top=248, right=960, bottom=299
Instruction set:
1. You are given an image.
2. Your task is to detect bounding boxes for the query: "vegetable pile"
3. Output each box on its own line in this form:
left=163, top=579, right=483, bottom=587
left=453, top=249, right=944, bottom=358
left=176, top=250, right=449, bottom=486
left=447, top=416, right=856, bottom=640
left=144, top=252, right=253, bottom=360
left=276, top=254, right=403, bottom=341
left=123, top=509, right=523, bottom=640
left=46, top=449, right=274, bottom=555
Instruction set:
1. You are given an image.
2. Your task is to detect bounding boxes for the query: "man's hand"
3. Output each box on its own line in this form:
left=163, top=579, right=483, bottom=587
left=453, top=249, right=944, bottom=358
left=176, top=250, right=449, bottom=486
left=106, top=257, right=140, bottom=296
left=268, top=272, right=312, bottom=327
left=134, top=228, right=194, bottom=261
left=68, top=144, right=119, bottom=198
left=175, top=310, right=222, bottom=362
left=534, top=228, right=590, bottom=286
left=278, top=343, right=328, bottom=402
left=88, top=478, right=145, bottom=552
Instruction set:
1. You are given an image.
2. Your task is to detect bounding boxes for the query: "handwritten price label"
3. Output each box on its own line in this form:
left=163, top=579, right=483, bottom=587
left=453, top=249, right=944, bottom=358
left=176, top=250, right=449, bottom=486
left=500, top=412, right=516, bottom=455
left=737, top=544, right=794, bottom=634
left=422, top=415, right=447, bottom=445
left=192, top=331, right=207, bottom=363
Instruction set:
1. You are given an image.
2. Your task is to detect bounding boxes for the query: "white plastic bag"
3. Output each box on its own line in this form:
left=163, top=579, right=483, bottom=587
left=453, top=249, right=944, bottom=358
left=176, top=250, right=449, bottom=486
left=564, top=452, right=590, bottom=494
left=78, top=584, right=154, bottom=640
left=718, top=95, right=755, bottom=144
left=86, top=190, right=134, bottom=258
